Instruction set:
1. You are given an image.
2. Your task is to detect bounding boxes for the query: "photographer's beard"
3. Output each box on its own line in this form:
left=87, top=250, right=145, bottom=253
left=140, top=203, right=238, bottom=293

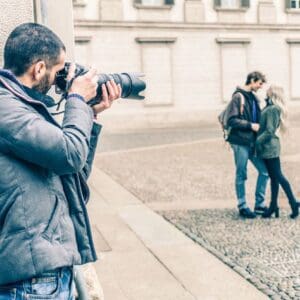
left=32, top=71, right=52, bottom=94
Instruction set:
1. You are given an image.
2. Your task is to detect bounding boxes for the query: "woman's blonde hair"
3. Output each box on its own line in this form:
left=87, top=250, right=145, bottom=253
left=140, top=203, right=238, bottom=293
left=267, top=85, right=288, bottom=133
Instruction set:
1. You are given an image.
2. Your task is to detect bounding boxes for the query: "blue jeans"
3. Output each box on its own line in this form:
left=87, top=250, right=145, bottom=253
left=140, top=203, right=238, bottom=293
left=0, top=267, right=74, bottom=300
left=231, top=144, right=268, bottom=209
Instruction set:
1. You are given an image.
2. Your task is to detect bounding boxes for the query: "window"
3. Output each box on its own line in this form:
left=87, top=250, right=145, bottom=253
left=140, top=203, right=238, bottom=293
left=216, top=38, right=250, bottom=102
left=141, top=0, right=164, bottom=5
left=135, top=0, right=174, bottom=5
left=136, top=37, right=176, bottom=106
left=290, top=0, right=300, bottom=8
left=286, top=39, right=300, bottom=100
left=214, top=0, right=249, bottom=9
left=221, top=0, right=239, bottom=8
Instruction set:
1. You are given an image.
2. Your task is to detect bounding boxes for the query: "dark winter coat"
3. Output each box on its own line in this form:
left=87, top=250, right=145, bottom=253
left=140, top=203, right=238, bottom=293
left=227, top=87, right=261, bottom=147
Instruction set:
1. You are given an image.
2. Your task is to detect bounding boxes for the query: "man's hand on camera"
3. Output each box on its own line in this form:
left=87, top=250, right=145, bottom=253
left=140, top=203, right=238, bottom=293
left=68, top=67, right=98, bottom=102
left=92, top=80, right=122, bottom=116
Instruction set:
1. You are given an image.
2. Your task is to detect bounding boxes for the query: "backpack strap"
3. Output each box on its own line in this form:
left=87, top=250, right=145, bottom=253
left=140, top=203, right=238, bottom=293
left=237, top=92, right=245, bottom=116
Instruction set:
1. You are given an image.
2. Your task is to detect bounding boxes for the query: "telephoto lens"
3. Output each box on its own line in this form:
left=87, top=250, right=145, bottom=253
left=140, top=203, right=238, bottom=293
left=55, top=63, right=146, bottom=106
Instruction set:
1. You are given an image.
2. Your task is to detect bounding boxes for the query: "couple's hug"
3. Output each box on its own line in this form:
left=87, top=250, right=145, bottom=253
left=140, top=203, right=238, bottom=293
left=226, top=71, right=299, bottom=219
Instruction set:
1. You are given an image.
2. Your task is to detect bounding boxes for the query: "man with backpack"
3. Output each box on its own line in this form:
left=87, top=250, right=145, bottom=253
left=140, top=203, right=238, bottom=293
left=225, top=71, right=269, bottom=218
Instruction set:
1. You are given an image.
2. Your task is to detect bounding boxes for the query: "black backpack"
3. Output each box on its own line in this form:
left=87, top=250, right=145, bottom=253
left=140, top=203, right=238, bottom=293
left=218, top=92, right=245, bottom=141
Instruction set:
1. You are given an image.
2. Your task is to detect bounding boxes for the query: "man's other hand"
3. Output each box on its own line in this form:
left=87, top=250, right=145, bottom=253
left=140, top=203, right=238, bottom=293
left=92, top=80, right=122, bottom=115
left=251, top=123, right=260, bottom=132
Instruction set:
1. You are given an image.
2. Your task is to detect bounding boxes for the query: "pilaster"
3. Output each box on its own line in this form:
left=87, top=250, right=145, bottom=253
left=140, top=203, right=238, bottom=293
left=258, top=0, right=276, bottom=24
left=99, top=0, right=123, bottom=21
left=184, top=0, right=205, bottom=23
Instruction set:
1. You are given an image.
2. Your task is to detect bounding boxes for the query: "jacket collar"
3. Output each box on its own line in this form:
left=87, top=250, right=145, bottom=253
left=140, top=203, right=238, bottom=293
left=0, top=69, right=60, bottom=127
left=0, top=69, right=56, bottom=106
left=22, top=85, right=56, bottom=108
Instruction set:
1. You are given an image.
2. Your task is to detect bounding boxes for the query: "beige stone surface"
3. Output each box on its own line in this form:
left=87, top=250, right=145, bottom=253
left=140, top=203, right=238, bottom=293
left=0, top=0, right=33, bottom=65
left=184, top=0, right=205, bottom=23
left=87, top=165, right=268, bottom=300
left=258, top=1, right=276, bottom=24
left=99, top=0, right=123, bottom=21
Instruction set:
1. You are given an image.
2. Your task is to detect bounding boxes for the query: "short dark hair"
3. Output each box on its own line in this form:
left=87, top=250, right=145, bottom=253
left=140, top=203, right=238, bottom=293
left=4, top=22, right=66, bottom=76
left=245, top=71, right=266, bottom=85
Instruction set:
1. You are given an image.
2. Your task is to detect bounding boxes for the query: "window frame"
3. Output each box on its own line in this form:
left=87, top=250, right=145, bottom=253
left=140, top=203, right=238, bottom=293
left=139, top=0, right=164, bottom=5
left=286, top=0, right=300, bottom=13
left=135, top=0, right=174, bottom=5
left=134, top=0, right=174, bottom=10
left=288, top=0, right=300, bottom=9
left=214, top=0, right=249, bottom=11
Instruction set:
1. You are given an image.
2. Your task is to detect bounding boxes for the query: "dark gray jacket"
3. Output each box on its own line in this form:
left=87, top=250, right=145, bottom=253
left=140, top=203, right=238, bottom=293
left=256, top=104, right=281, bottom=159
left=0, top=71, right=101, bottom=285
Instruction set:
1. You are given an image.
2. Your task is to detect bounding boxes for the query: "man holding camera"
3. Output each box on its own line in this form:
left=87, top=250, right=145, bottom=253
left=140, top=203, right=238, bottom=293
left=0, top=23, right=121, bottom=299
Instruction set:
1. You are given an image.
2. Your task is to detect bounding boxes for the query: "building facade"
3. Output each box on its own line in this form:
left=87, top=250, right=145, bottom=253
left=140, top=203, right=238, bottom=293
left=0, top=1, right=75, bottom=63
left=73, top=0, right=300, bottom=130
left=1, top=1, right=300, bottom=130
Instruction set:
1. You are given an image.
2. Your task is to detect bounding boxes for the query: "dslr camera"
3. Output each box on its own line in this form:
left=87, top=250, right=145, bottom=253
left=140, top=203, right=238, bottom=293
left=55, top=63, right=146, bottom=106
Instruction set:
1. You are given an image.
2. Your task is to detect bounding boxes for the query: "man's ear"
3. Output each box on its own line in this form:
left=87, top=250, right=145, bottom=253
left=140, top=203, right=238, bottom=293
left=32, top=61, right=46, bottom=81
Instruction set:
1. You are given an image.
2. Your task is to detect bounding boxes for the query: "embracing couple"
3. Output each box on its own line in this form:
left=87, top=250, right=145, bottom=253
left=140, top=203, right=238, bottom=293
left=226, top=71, right=299, bottom=219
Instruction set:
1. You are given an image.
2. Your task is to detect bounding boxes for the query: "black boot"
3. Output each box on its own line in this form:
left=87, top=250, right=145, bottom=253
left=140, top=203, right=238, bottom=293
left=262, top=206, right=279, bottom=218
left=239, top=207, right=256, bottom=219
left=290, top=201, right=299, bottom=219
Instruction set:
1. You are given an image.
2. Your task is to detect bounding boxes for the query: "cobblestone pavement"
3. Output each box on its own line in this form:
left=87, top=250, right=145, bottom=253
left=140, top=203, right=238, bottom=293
left=96, top=127, right=300, bottom=206
left=95, top=123, right=300, bottom=299
left=162, top=209, right=300, bottom=300
left=98, top=126, right=219, bottom=153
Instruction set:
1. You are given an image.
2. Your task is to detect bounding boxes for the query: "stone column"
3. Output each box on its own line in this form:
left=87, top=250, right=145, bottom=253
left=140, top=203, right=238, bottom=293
left=73, top=0, right=87, bottom=20
left=99, top=0, right=123, bottom=21
left=34, top=0, right=76, bottom=60
left=34, top=0, right=76, bottom=105
left=184, top=0, right=205, bottom=23
left=258, top=0, right=276, bottom=24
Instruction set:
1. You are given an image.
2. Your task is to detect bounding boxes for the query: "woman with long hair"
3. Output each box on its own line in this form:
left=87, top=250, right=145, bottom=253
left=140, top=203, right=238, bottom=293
left=256, top=85, right=299, bottom=218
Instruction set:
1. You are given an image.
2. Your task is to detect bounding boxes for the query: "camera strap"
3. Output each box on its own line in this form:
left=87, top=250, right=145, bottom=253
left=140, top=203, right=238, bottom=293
left=54, top=78, right=76, bottom=114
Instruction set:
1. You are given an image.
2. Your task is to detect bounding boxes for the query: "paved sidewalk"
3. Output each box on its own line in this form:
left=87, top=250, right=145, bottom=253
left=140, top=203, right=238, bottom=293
left=87, top=166, right=267, bottom=300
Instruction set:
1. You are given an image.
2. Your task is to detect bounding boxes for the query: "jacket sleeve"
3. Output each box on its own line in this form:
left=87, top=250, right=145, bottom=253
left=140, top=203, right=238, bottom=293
left=227, top=94, right=252, bottom=130
left=0, top=93, right=94, bottom=175
left=81, top=122, right=102, bottom=180
left=256, top=107, right=280, bottom=147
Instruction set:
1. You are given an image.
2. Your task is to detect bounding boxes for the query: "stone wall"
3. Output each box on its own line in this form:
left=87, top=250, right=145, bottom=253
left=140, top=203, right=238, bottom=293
left=0, top=0, right=34, bottom=66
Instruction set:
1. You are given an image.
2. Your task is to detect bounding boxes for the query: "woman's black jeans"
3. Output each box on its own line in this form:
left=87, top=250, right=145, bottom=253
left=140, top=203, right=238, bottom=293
left=264, top=157, right=297, bottom=207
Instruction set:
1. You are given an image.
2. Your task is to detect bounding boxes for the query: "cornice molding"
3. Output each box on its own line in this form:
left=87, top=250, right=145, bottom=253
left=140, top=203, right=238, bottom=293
left=286, top=38, right=300, bottom=43
left=135, top=37, right=177, bottom=43
left=73, top=0, right=86, bottom=8
left=214, top=7, right=247, bottom=12
left=216, top=37, right=250, bottom=44
left=75, top=36, right=92, bottom=43
left=74, top=20, right=300, bottom=31
left=286, top=9, right=300, bottom=14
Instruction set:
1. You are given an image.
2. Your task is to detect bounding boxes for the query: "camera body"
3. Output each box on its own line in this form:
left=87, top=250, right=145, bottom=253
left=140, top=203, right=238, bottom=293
left=55, top=63, right=146, bottom=106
